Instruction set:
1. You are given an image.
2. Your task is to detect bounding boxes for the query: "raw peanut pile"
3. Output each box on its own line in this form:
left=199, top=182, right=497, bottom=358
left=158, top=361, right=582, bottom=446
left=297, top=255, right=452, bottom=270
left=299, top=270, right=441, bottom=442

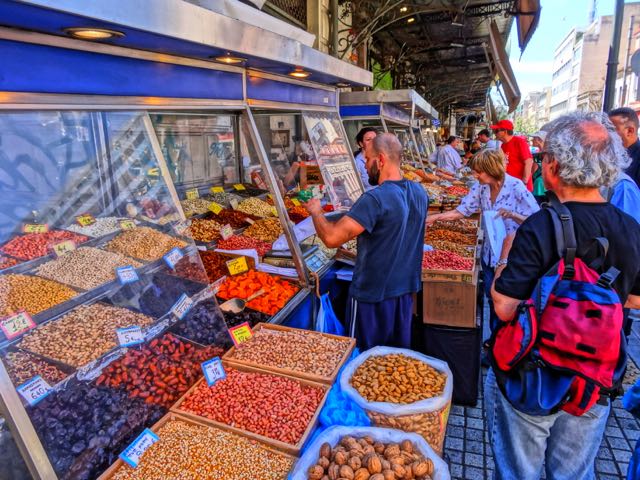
left=243, top=218, right=283, bottom=243
left=425, top=228, right=475, bottom=245
left=428, top=240, right=474, bottom=258
left=106, top=226, right=187, bottom=261
left=0, top=230, right=89, bottom=260
left=198, top=250, right=228, bottom=281
left=422, top=250, right=473, bottom=271
left=0, top=274, right=77, bottom=316
left=227, top=328, right=349, bottom=377
left=3, top=350, right=68, bottom=386
left=179, top=367, right=324, bottom=445
left=0, top=255, right=19, bottom=270
left=208, top=209, right=260, bottom=228
left=18, top=303, right=154, bottom=367
left=170, top=256, right=209, bottom=283
left=180, top=198, right=212, bottom=217
left=350, top=354, right=447, bottom=404
left=96, top=333, right=222, bottom=408
left=235, top=197, right=275, bottom=218
left=216, top=235, right=272, bottom=257
left=64, top=216, right=137, bottom=238
left=308, top=435, right=434, bottom=480
left=216, top=269, right=299, bottom=315
left=187, top=218, right=223, bottom=243
left=36, top=247, right=142, bottom=290
left=111, top=419, right=294, bottom=480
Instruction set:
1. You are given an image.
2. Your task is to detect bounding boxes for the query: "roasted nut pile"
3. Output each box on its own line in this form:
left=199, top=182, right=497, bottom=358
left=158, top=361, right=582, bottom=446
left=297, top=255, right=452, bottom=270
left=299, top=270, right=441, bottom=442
left=170, top=256, right=209, bottom=283
left=187, top=218, right=223, bottom=243
left=111, top=419, right=294, bottom=480
left=243, top=218, right=283, bottom=243
left=216, top=270, right=299, bottom=315
left=427, top=240, right=474, bottom=258
left=235, top=197, right=275, bottom=218
left=18, top=303, right=155, bottom=367
left=179, top=367, right=324, bottom=445
left=0, top=230, right=89, bottom=260
left=180, top=198, right=212, bottom=217
left=308, top=435, right=435, bottom=480
left=64, top=216, right=137, bottom=238
left=198, top=250, right=228, bottom=281
left=422, top=250, right=474, bottom=271
left=35, top=247, right=142, bottom=290
left=216, top=235, right=272, bottom=257
left=106, top=227, right=187, bottom=261
left=350, top=354, right=446, bottom=404
left=96, top=334, right=222, bottom=408
left=208, top=208, right=260, bottom=228
left=226, top=328, right=349, bottom=377
left=3, top=350, right=68, bottom=386
left=0, top=255, right=19, bottom=270
left=425, top=229, right=475, bottom=245
left=0, top=274, right=77, bottom=316
left=171, top=298, right=232, bottom=348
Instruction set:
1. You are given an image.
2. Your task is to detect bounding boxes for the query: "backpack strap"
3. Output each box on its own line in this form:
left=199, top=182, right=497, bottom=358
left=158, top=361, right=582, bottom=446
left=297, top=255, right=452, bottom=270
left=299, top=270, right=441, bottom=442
left=544, top=192, right=578, bottom=279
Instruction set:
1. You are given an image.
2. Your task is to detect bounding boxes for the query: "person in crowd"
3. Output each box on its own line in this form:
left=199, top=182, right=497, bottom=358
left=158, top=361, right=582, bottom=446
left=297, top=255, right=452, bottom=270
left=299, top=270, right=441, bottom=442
left=353, top=127, right=378, bottom=191
left=491, top=119, right=534, bottom=191
left=427, top=148, right=539, bottom=332
left=303, top=133, right=427, bottom=349
left=609, top=107, right=640, bottom=187
left=436, top=135, right=463, bottom=174
left=488, top=111, right=640, bottom=480
left=477, top=128, right=502, bottom=150
left=531, top=130, right=548, bottom=203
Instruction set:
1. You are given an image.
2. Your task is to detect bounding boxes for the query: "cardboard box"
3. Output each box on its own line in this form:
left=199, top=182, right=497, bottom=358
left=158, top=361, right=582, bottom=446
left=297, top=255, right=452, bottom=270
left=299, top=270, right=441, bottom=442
left=422, top=267, right=479, bottom=328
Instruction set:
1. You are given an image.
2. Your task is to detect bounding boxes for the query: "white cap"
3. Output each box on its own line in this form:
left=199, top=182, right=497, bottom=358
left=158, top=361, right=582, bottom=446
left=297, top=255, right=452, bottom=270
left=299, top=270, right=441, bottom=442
left=531, top=130, right=547, bottom=141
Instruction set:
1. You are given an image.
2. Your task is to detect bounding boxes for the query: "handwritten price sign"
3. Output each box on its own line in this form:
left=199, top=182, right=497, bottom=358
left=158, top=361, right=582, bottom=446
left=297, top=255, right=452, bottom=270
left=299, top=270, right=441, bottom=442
left=185, top=188, right=200, bottom=200
left=208, top=202, right=223, bottom=215
left=210, top=186, right=225, bottom=193
left=116, top=265, right=139, bottom=285
left=116, top=325, right=144, bottom=347
left=23, top=223, right=48, bottom=234
left=220, top=224, right=233, bottom=240
left=171, top=293, right=194, bottom=320
left=229, top=322, right=253, bottom=346
left=76, top=214, right=96, bottom=227
left=1, top=311, right=36, bottom=340
left=163, top=247, right=183, bottom=269
left=201, top=357, right=226, bottom=386
left=52, top=240, right=76, bottom=258
left=226, top=256, right=248, bottom=276
left=119, top=428, right=159, bottom=468
left=16, top=376, right=52, bottom=406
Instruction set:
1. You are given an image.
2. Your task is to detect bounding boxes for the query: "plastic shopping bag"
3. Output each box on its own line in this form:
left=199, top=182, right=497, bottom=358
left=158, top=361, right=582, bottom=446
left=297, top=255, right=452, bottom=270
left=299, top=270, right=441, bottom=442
left=315, top=293, right=345, bottom=336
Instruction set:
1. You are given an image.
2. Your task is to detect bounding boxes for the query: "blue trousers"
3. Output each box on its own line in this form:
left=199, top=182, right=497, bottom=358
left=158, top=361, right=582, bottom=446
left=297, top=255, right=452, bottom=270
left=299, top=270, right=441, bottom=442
left=347, top=293, right=413, bottom=350
left=482, top=260, right=500, bottom=333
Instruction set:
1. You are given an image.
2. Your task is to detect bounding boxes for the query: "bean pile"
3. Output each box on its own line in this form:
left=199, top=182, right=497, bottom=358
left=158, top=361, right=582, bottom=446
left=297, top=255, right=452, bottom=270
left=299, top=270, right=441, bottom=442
left=179, top=367, right=324, bottom=445
left=422, top=250, right=473, bottom=271
left=198, top=250, right=228, bottom=281
left=170, top=256, right=209, bottom=283
left=187, top=218, right=222, bottom=243
left=64, top=216, right=137, bottom=238
left=180, top=198, right=212, bottom=217
left=0, top=230, right=88, bottom=260
left=208, top=209, right=260, bottom=228
left=428, top=240, right=474, bottom=258
left=243, top=218, right=283, bottom=243
left=425, top=228, right=475, bottom=245
left=350, top=354, right=446, bottom=404
left=18, top=303, right=155, bottom=367
left=171, top=298, right=232, bottom=348
left=217, top=270, right=299, bottom=315
left=106, top=227, right=187, bottom=261
left=36, top=247, right=142, bottom=290
left=226, top=328, right=349, bottom=377
left=110, top=419, right=294, bottom=480
left=96, top=334, right=221, bottom=408
left=3, top=350, right=68, bottom=386
left=0, top=274, right=77, bottom=316
left=216, top=235, right=272, bottom=257
left=0, top=255, right=19, bottom=270
left=236, top=197, right=275, bottom=218
left=223, top=308, right=269, bottom=329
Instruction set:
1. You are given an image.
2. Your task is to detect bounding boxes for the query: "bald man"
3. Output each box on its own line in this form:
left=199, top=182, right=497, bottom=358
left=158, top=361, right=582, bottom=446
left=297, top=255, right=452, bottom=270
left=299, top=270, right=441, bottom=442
left=304, top=133, right=428, bottom=349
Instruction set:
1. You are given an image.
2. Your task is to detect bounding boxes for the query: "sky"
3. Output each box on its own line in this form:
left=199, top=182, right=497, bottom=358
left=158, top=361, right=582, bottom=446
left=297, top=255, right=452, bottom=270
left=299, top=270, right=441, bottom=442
left=509, top=0, right=618, bottom=96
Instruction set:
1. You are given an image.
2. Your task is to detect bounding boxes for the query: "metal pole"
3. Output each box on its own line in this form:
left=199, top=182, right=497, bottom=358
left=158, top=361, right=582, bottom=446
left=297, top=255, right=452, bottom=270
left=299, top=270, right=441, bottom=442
left=603, top=0, right=625, bottom=111
left=330, top=0, right=339, bottom=57
left=622, top=15, right=635, bottom=106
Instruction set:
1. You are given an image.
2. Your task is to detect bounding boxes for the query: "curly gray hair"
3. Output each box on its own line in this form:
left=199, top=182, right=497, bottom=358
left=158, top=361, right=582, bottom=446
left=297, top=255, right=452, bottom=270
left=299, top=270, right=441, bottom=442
left=542, top=111, right=630, bottom=188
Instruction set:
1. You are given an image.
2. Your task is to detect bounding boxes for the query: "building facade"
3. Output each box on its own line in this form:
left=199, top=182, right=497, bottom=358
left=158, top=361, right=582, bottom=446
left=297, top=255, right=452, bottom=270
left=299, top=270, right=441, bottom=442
left=514, top=87, right=552, bottom=132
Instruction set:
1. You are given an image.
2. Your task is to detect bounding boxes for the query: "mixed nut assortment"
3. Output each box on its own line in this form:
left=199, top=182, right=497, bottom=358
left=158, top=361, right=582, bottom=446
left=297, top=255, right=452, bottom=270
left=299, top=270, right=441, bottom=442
left=64, top=217, right=137, bottom=238
left=235, top=197, right=276, bottom=218
left=243, top=217, right=284, bottom=243
left=106, top=227, right=187, bottom=261
left=3, top=350, right=68, bottom=386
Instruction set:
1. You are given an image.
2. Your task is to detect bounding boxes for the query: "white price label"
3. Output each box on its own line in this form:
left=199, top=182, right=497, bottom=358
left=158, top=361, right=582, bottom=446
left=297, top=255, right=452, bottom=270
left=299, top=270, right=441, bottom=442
left=201, top=357, right=226, bottom=387
left=163, top=247, right=184, bottom=269
left=117, top=326, right=144, bottom=347
left=16, top=375, right=52, bottom=406
left=170, top=293, right=193, bottom=320
left=230, top=198, right=239, bottom=210
left=220, top=224, right=233, bottom=240
left=119, top=428, right=159, bottom=468
left=116, top=265, right=139, bottom=285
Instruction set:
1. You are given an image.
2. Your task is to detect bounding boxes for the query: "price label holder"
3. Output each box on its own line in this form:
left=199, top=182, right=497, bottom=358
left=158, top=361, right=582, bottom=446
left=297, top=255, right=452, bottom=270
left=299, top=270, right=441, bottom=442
left=208, top=202, right=223, bottom=215
left=23, top=223, right=48, bottom=234
left=76, top=214, right=96, bottom=227
left=120, top=219, right=136, bottom=230
left=291, top=198, right=301, bottom=206
left=116, top=265, right=139, bottom=285
left=52, top=240, right=76, bottom=258
left=119, top=428, right=159, bottom=468
left=233, top=184, right=246, bottom=191
left=226, top=256, right=248, bottom=276
left=201, top=357, right=226, bottom=387
left=210, top=186, right=225, bottom=193
left=163, top=247, right=183, bottom=269
left=185, top=188, right=200, bottom=200
left=16, top=375, right=52, bottom=406
left=220, top=224, right=233, bottom=240
left=230, top=198, right=239, bottom=210
left=229, top=322, right=253, bottom=346
left=0, top=311, right=36, bottom=340
left=171, top=293, right=193, bottom=320
left=116, top=325, right=144, bottom=347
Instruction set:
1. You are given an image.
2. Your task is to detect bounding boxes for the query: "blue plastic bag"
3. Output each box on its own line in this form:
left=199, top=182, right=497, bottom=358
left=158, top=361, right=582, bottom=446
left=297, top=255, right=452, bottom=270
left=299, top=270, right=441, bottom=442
left=315, top=293, right=345, bottom=336
left=624, top=381, right=640, bottom=479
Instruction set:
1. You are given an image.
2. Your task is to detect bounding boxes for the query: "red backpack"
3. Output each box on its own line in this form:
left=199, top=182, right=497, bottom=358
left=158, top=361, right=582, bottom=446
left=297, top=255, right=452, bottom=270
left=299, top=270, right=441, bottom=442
left=490, top=194, right=626, bottom=416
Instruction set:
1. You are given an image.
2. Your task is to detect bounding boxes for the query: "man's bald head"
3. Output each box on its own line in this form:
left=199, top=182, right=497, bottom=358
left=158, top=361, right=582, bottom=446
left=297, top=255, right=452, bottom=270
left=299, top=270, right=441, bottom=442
left=371, top=133, right=403, bottom=165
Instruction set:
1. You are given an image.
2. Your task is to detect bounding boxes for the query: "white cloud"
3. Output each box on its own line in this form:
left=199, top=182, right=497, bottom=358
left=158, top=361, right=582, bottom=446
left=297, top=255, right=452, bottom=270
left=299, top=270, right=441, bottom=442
left=511, top=60, right=554, bottom=74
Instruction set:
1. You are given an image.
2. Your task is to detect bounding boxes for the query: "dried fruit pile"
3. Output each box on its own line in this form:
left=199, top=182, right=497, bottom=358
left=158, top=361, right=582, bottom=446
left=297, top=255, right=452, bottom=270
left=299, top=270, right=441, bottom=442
left=198, top=250, right=228, bottom=281
left=170, top=255, right=209, bottom=283
left=0, top=230, right=88, bottom=260
left=422, top=250, right=473, bottom=271
left=3, top=350, right=68, bottom=386
left=171, top=298, right=231, bottom=348
left=208, top=209, right=260, bottom=228
left=216, top=235, right=272, bottom=257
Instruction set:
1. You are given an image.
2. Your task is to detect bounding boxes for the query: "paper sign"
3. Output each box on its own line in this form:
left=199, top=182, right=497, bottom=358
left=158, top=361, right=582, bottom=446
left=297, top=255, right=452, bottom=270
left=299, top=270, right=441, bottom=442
left=117, top=325, right=144, bottom=347
left=116, top=265, right=139, bottom=285
left=52, top=240, right=76, bottom=258
left=171, top=293, right=193, bottom=320
left=76, top=214, right=96, bottom=227
left=120, top=219, right=136, bottom=230
left=208, top=202, right=223, bottom=215
left=163, top=247, right=183, bottom=269
left=229, top=322, right=253, bottom=346
left=226, top=256, right=248, bottom=276
left=185, top=188, right=200, bottom=200
left=23, top=223, right=48, bottom=234
left=119, top=428, right=159, bottom=468
left=201, top=357, right=226, bottom=387
left=220, top=224, right=233, bottom=240
left=233, top=184, right=246, bottom=191
left=173, top=220, right=191, bottom=237
left=271, top=207, right=278, bottom=216
left=1, top=311, right=36, bottom=340
left=291, top=198, right=301, bottom=206
left=16, top=376, right=52, bottom=406
left=230, top=198, right=239, bottom=210
left=210, top=186, right=225, bottom=193
left=266, top=194, right=273, bottom=200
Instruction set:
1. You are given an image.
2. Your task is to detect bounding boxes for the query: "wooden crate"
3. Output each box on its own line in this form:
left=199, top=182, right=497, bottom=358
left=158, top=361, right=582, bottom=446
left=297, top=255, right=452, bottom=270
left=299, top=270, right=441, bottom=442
left=422, top=266, right=479, bottom=329
left=222, top=322, right=355, bottom=385
left=98, top=412, right=296, bottom=479
left=171, top=360, right=330, bottom=455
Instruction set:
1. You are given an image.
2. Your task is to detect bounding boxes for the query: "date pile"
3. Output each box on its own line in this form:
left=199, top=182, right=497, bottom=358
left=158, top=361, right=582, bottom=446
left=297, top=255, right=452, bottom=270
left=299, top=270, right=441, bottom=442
left=208, top=209, right=260, bottom=228
left=171, top=298, right=232, bottom=348
left=170, top=256, right=209, bottom=284
left=421, top=250, right=473, bottom=271
left=198, top=250, right=229, bottom=281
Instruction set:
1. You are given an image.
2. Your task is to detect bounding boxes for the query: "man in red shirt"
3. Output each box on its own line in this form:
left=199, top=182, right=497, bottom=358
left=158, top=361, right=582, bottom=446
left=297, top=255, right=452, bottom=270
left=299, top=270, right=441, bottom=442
left=491, top=119, right=534, bottom=191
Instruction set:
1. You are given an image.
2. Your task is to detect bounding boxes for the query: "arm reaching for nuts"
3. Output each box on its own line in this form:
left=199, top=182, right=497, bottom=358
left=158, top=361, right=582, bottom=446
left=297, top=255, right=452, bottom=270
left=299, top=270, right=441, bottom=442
left=304, top=198, right=365, bottom=248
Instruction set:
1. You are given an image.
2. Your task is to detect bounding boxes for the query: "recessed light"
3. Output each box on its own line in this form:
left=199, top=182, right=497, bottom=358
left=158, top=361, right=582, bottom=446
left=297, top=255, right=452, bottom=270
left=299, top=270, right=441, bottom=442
left=64, top=27, right=124, bottom=40
left=399, top=6, right=408, bottom=12
left=407, top=17, right=415, bottom=23
left=289, top=67, right=311, bottom=78
left=212, top=53, right=247, bottom=64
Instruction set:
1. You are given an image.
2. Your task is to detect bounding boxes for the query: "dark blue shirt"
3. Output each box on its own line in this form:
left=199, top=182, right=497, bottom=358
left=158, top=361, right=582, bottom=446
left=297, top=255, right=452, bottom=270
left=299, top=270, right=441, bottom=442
left=346, top=178, right=427, bottom=303
left=626, top=140, right=640, bottom=188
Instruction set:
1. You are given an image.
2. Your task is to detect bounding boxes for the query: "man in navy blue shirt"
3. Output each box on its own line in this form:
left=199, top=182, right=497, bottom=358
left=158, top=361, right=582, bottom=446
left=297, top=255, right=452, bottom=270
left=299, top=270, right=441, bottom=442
left=304, top=133, right=428, bottom=349
left=609, top=107, right=640, bottom=187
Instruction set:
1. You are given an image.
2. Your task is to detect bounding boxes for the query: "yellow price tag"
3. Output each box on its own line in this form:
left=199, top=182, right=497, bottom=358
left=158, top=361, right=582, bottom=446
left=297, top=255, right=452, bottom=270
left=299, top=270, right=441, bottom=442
left=208, top=202, right=223, bottom=215
left=23, top=224, right=48, bottom=234
left=0, top=311, right=36, bottom=340
left=52, top=240, right=76, bottom=257
left=226, top=256, right=249, bottom=276
left=229, top=322, right=253, bottom=346
left=266, top=193, right=273, bottom=200
left=185, top=188, right=199, bottom=200
left=233, top=184, right=246, bottom=191
left=76, top=214, right=96, bottom=227
left=210, top=186, right=225, bottom=193
left=119, top=219, right=136, bottom=230
left=291, top=198, right=301, bottom=206
left=271, top=207, right=278, bottom=216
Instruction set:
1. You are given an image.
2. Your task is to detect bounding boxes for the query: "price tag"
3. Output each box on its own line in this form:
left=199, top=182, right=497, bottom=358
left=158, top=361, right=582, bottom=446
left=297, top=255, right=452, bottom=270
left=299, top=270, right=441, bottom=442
left=208, top=202, right=223, bottom=215
left=220, top=224, right=233, bottom=240
left=120, top=219, right=136, bottom=230
left=209, top=276, right=227, bottom=295
left=163, top=247, right=183, bottom=269
left=116, top=325, right=144, bottom=347
left=229, top=322, right=253, bottom=346
left=226, top=256, right=248, bottom=276
left=271, top=207, right=278, bottom=216
left=230, top=198, right=239, bottom=210
left=291, top=198, right=301, bottom=206
left=173, top=220, right=191, bottom=237
left=185, top=188, right=200, bottom=200
left=233, top=184, right=246, bottom=191
left=210, top=186, right=225, bottom=193
left=1, top=311, right=36, bottom=340
left=116, top=265, right=139, bottom=285
left=201, top=357, right=226, bottom=387
left=52, top=240, right=76, bottom=258
left=119, top=428, right=159, bottom=468
left=23, top=223, right=48, bottom=234
left=16, top=376, right=52, bottom=406
left=266, top=193, right=273, bottom=200
left=76, top=214, right=96, bottom=227
left=171, top=293, right=193, bottom=320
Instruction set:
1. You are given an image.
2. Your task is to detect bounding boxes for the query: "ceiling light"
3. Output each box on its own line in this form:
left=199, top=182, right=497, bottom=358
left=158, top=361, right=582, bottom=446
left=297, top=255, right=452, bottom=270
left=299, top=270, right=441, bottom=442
left=450, top=42, right=464, bottom=48
left=399, top=6, right=408, bottom=12
left=289, top=67, right=311, bottom=78
left=212, top=53, right=247, bottom=64
left=407, top=17, right=415, bottom=24
left=64, top=27, right=124, bottom=40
